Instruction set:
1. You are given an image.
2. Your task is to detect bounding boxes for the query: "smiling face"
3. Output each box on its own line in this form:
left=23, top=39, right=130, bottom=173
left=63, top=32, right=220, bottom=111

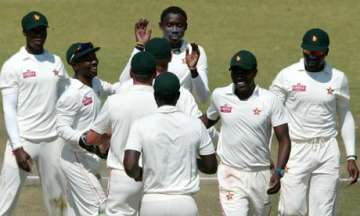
left=159, top=13, right=187, bottom=48
left=230, top=67, right=257, bottom=100
left=24, top=26, right=47, bottom=54
left=73, top=52, right=98, bottom=80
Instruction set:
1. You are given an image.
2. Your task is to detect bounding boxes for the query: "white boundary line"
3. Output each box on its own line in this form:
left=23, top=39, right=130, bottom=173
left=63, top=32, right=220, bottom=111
left=24, top=176, right=358, bottom=186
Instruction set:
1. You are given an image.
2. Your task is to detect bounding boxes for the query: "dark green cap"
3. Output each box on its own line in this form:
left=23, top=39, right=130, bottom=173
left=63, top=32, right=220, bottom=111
left=229, top=50, right=257, bottom=71
left=154, top=72, right=180, bottom=96
left=145, top=38, right=172, bottom=60
left=66, top=42, right=100, bottom=65
left=301, top=28, right=329, bottom=51
left=22, top=11, right=48, bottom=32
left=131, top=52, right=156, bottom=75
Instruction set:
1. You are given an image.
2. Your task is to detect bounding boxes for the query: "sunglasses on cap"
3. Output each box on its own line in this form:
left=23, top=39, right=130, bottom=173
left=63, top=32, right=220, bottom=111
left=303, top=49, right=327, bottom=57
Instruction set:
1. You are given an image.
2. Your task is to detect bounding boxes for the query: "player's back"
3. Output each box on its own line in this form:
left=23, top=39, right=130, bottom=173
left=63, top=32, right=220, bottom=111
left=136, top=106, right=204, bottom=195
left=106, top=84, right=157, bottom=170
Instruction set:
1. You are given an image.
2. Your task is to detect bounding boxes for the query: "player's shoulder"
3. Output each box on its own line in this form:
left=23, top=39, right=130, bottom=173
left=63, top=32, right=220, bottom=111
left=2, top=47, right=25, bottom=67
left=257, top=86, right=279, bottom=101
left=327, top=63, right=346, bottom=78
left=212, top=84, right=233, bottom=97
left=278, top=60, right=303, bottom=76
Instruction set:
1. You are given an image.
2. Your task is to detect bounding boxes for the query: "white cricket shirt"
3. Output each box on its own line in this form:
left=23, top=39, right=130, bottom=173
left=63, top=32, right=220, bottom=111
left=0, top=47, right=68, bottom=140
left=270, top=59, right=350, bottom=141
left=207, top=85, right=287, bottom=171
left=56, top=77, right=115, bottom=149
left=118, top=40, right=210, bottom=103
left=116, top=79, right=202, bottom=118
left=91, top=84, right=157, bottom=170
left=125, top=105, right=215, bottom=194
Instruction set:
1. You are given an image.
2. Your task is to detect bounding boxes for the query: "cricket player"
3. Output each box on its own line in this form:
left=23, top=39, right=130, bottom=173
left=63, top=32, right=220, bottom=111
left=56, top=42, right=116, bottom=215
left=0, top=11, right=69, bottom=215
left=270, top=28, right=359, bottom=216
left=202, top=50, right=291, bottom=215
left=117, top=37, right=203, bottom=119
left=118, top=6, right=210, bottom=103
left=124, top=72, right=217, bottom=216
left=86, top=51, right=158, bottom=216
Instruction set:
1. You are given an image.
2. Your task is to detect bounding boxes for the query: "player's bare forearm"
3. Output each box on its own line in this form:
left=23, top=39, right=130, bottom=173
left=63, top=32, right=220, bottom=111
left=197, top=153, right=218, bottom=174
left=86, top=130, right=104, bottom=145
left=273, top=124, right=291, bottom=169
left=200, top=115, right=218, bottom=129
left=124, top=150, right=142, bottom=181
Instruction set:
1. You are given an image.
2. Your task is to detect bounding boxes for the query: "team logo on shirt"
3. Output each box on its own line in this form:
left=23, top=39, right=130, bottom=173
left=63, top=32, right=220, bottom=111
left=291, top=83, right=306, bottom=92
left=253, top=107, right=261, bottom=115
left=226, top=191, right=234, bottom=200
left=220, top=104, right=232, bottom=113
left=53, top=69, right=59, bottom=76
left=327, top=87, right=334, bottom=95
left=82, top=96, right=93, bottom=106
left=22, top=69, right=37, bottom=78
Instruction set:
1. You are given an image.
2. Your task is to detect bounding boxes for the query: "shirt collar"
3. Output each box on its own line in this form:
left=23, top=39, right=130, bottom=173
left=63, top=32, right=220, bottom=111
left=19, top=46, right=48, bottom=61
left=130, top=84, right=154, bottom=92
left=157, top=105, right=178, bottom=113
left=71, top=78, right=87, bottom=89
left=172, top=40, right=188, bottom=54
left=225, top=83, right=260, bottom=97
left=297, top=58, right=331, bottom=74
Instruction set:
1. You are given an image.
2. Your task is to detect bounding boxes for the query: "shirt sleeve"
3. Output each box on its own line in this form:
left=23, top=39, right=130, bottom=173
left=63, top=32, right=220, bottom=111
left=206, top=91, right=220, bottom=121
left=92, top=77, right=116, bottom=97
left=119, top=48, right=141, bottom=84
left=198, top=120, right=215, bottom=156
left=177, top=88, right=203, bottom=118
left=269, top=71, right=287, bottom=105
left=0, top=60, right=19, bottom=91
left=190, top=45, right=210, bottom=103
left=270, top=94, right=288, bottom=127
left=91, top=98, right=112, bottom=134
left=124, top=120, right=143, bottom=152
left=2, top=90, right=22, bottom=149
left=55, top=91, right=83, bottom=146
left=57, top=59, right=70, bottom=98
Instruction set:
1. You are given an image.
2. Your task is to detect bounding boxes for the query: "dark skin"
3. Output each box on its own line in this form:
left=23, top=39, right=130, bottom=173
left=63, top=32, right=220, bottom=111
left=201, top=67, right=291, bottom=194
left=303, top=49, right=359, bottom=184
left=124, top=94, right=218, bottom=181
left=72, top=52, right=99, bottom=87
left=23, top=26, right=47, bottom=55
left=14, top=26, right=48, bottom=172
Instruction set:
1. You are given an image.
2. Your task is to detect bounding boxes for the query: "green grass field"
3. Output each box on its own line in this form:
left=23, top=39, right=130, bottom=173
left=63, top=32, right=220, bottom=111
left=1, top=0, right=360, bottom=215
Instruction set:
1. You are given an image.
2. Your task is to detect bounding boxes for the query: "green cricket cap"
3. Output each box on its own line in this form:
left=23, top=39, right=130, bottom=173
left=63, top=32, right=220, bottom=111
left=22, top=11, right=48, bottom=32
left=131, top=51, right=156, bottom=75
left=154, top=72, right=180, bottom=96
left=66, top=42, right=100, bottom=65
left=145, top=38, right=172, bottom=60
left=301, top=28, right=329, bottom=51
left=229, top=50, right=257, bottom=71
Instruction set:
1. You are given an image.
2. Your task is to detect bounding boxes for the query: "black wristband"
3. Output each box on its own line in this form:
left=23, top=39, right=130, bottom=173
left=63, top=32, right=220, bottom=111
left=79, top=132, right=88, bottom=146
left=190, top=68, right=199, bottom=78
left=135, top=43, right=144, bottom=51
left=347, top=155, right=358, bottom=160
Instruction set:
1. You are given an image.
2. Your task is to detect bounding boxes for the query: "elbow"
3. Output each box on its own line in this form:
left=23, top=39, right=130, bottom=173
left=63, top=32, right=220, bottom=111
left=123, top=151, right=138, bottom=178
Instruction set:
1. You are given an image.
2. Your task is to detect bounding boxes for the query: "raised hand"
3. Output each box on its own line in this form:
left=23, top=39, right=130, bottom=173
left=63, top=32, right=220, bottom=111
left=135, top=18, right=152, bottom=45
left=185, top=43, right=200, bottom=70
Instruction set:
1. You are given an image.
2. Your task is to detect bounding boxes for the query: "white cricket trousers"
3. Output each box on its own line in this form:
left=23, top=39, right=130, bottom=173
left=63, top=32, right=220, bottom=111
left=218, top=163, right=271, bottom=216
left=278, top=137, right=339, bottom=216
left=105, top=169, right=143, bottom=216
left=60, top=143, right=105, bottom=216
left=140, top=194, right=198, bottom=216
left=0, top=137, right=68, bottom=216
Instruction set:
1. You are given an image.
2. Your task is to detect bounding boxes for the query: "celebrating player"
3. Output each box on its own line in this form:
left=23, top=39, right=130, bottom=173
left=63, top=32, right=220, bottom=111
left=118, top=6, right=210, bottom=103
left=270, top=28, right=359, bottom=216
left=124, top=72, right=217, bottom=216
left=202, top=50, right=291, bottom=215
left=86, top=52, right=158, bottom=216
left=56, top=42, right=116, bottom=215
left=0, top=11, right=69, bottom=215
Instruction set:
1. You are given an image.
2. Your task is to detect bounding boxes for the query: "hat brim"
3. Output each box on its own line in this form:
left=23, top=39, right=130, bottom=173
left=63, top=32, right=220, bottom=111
left=72, top=47, right=100, bottom=62
left=229, top=65, right=256, bottom=71
left=24, top=23, right=48, bottom=31
left=301, top=43, right=328, bottom=52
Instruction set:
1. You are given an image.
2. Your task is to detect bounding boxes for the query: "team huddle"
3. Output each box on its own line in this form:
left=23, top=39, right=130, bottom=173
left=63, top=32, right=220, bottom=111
left=0, top=5, right=358, bottom=216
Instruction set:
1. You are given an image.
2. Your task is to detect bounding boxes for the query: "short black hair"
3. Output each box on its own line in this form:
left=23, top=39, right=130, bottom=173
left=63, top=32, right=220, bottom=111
left=160, top=6, right=187, bottom=22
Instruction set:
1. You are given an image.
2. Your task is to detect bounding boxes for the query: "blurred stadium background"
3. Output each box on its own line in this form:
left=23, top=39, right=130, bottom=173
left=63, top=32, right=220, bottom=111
left=0, top=0, right=359, bottom=215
